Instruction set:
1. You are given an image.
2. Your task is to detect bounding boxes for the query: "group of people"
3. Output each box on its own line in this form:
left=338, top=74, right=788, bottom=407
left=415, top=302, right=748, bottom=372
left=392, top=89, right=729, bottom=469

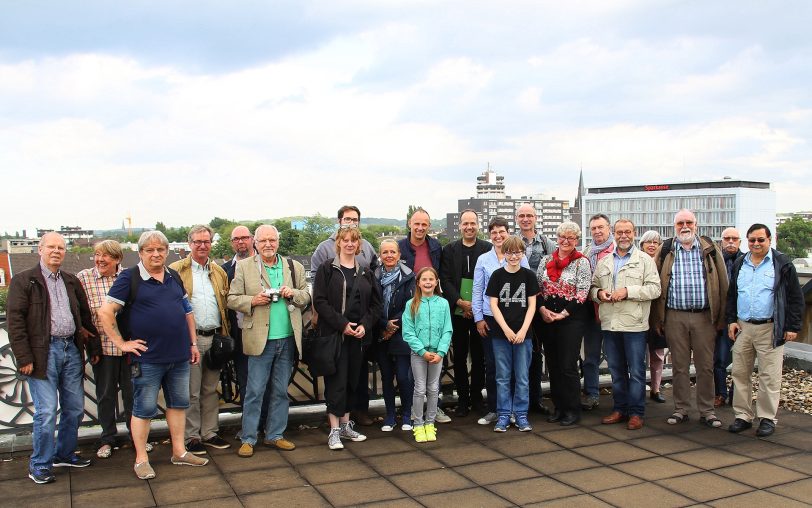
left=7, top=204, right=804, bottom=484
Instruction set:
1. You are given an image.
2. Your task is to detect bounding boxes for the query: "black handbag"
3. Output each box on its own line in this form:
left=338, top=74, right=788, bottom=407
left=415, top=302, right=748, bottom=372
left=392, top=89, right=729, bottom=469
left=204, top=333, right=235, bottom=370
left=301, top=331, right=342, bottom=377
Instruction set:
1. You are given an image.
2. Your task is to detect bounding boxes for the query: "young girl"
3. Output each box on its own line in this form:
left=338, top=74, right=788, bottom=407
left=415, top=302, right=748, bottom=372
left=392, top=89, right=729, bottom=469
left=402, top=267, right=452, bottom=443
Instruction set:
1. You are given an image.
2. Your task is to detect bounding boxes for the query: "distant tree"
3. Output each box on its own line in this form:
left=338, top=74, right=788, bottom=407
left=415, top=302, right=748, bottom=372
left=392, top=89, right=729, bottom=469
left=209, top=217, right=233, bottom=230
left=406, top=205, right=422, bottom=225
left=155, top=221, right=167, bottom=233
left=0, top=287, right=7, bottom=313
left=777, top=217, right=812, bottom=259
left=293, top=214, right=335, bottom=256
left=360, top=229, right=380, bottom=252
left=210, top=237, right=233, bottom=260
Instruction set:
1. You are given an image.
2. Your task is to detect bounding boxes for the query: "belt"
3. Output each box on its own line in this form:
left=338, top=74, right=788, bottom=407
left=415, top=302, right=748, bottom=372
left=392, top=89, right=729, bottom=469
left=667, top=308, right=708, bottom=313
left=51, top=335, right=74, bottom=341
left=744, top=318, right=773, bottom=325
left=196, top=329, right=218, bottom=337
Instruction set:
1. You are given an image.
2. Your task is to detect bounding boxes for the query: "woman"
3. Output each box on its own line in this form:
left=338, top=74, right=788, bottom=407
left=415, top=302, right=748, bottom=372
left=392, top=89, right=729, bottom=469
left=312, top=226, right=382, bottom=450
left=640, top=230, right=667, bottom=403
left=536, top=221, right=592, bottom=426
left=374, top=240, right=416, bottom=432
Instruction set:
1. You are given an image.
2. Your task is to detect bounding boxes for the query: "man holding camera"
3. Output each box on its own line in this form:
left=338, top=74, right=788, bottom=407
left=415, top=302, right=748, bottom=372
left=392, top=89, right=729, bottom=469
left=227, top=225, right=310, bottom=458
left=169, top=225, right=231, bottom=454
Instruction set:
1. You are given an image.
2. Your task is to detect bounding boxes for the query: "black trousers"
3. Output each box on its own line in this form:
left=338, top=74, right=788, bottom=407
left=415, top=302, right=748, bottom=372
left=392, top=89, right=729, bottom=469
left=92, top=355, right=133, bottom=446
left=529, top=315, right=546, bottom=405
left=324, top=336, right=363, bottom=417
left=451, top=315, right=485, bottom=406
left=541, top=318, right=585, bottom=415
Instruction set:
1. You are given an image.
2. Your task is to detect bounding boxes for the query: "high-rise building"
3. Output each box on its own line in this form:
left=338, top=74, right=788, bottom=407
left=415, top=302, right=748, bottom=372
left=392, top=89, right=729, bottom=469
left=446, top=168, right=570, bottom=240
left=581, top=178, right=775, bottom=247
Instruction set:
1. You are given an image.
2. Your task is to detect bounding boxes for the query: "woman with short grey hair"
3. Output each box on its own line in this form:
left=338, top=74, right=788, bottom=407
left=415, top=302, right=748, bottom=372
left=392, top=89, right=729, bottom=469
left=639, top=230, right=666, bottom=403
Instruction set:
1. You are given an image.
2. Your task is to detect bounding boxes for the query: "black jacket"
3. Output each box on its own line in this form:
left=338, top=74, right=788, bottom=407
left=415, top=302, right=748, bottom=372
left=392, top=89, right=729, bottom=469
left=374, top=262, right=416, bottom=356
left=8, top=265, right=100, bottom=379
left=398, top=236, right=442, bottom=272
left=312, top=257, right=382, bottom=346
left=439, top=238, right=491, bottom=314
left=221, top=259, right=242, bottom=345
left=726, top=248, right=804, bottom=347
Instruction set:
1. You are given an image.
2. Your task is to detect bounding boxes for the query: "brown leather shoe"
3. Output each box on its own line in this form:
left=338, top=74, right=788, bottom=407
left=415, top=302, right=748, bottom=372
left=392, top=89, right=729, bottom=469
left=264, top=438, right=296, bottom=451
left=350, top=411, right=374, bottom=426
left=713, top=395, right=726, bottom=408
left=601, top=411, right=628, bottom=424
left=627, top=415, right=644, bottom=430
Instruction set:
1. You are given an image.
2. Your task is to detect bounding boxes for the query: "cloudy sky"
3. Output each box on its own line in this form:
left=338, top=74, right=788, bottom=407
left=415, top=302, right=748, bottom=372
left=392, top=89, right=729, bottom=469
left=1, top=1, right=810, bottom=234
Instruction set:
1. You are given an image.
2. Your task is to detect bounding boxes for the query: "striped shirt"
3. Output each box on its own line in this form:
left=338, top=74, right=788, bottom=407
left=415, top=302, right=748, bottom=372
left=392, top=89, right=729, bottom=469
left=77, top=266, right=123, bottom=356
left=40, top=261, right=76, bottom=337
left=667, top=237, right=708, bottom=310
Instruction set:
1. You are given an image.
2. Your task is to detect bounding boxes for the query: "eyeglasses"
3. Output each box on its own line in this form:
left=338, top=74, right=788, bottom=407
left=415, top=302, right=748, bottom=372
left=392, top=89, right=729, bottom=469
left=615, top=230, right=634, bottom=237
left=642, top=241, right=660, bottom=246
left=505, top=251, right=524, bottom=258
left=722, top=236, right=739, bottom=241
left=341, top=217, right=360, bottom=223
left=676, top=220, right=695, bottom=227
left=256, top=238, right=278, bottom=244
left=748, top=237, right=768, bottom=244
left=558, top=236, right=577, bottom=243
left=191, top=240, right=212, bottom=246
left=231, top=236, right=251, bottom=243
left=517, top=214, right=535, bottom=219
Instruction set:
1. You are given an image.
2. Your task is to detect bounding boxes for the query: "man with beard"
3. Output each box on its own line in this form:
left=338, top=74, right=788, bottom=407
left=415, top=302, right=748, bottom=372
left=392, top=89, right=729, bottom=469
left=714, top=228, right=744, bottom=407
left=652, top=210, right=728, bottom=428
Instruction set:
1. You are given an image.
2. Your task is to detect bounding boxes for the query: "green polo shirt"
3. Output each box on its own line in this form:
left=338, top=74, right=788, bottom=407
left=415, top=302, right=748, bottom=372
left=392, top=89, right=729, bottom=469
left=263, top=257, right=294, bottom=340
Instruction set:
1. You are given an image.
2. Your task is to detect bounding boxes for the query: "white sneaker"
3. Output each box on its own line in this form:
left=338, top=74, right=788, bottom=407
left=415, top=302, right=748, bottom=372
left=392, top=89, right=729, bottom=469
left=401, top=423, right=413, bottom=431
left=435, top=407, right=452, bottom=424
left=381, top=423, right=395, bottom=432
left=478, top=412, right=498, bottom=425
left=328, top=428, right=344, bottom=450
left=339, top=421, right=367, bottom=442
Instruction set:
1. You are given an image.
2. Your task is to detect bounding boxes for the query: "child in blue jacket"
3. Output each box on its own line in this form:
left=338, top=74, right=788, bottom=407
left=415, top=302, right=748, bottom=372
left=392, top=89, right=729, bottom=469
left=402, top=267, right=452, bottom=443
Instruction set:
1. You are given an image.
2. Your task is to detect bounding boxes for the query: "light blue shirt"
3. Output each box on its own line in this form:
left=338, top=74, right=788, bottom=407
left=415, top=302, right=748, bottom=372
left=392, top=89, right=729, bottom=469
left=612, top=246, right=633, bottom=287
left=472, top=248, right=530, bottom=322
left=190, top=259, right=221, bottom=331
left=736, top=251, right=775, bottom=321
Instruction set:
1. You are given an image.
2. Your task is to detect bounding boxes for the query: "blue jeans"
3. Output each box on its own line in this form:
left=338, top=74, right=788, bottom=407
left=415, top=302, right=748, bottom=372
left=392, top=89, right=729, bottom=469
left=492, top=337, right=533, bottom=417
left=27, top=338, right=85, bottom=472
left=377, top=348, right=413, bottom=425
left=603, top=331, right=647, bottom=417
left=131, top=361, right=191, bottom=418
left=714, top=331, right=733, bottom=399
left=481, top=333, right=498, bottom=412
left=582, top=319, right=603, bottom=397
left=241, top=337, right=294, bottom=444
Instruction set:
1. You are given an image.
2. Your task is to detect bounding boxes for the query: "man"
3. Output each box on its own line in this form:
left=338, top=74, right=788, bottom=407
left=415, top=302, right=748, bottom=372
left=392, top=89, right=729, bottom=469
left=440, top=209, right=491, bottom=416
left=581, top=213, right=615, bottom=410
left=228, top=225, right=311, bottom=457
left=590, top=219, right=661, bottom=430
left=311, top=205, right=378, bottom=426
left=727, top=224, right=803, bottom=437
left=516, top=203, right=556, bottom=414
left=398, top=208, right=442, bottom=273
left=311, top=205, right=379, bottom=272
left=169, top=225, right=231, bottom=454
left=99, top=231, right=209, bottom=480
left=8, top=232, right=101, bottom=484
left=652, top=209, right=728, bottom=427
left=714, top=227, right=744, bottom=407
left=221, top=225, right=256, bottom=406
left=77, top=240, right=136, bottom=459
left=399, top=207, right=448, bottom=422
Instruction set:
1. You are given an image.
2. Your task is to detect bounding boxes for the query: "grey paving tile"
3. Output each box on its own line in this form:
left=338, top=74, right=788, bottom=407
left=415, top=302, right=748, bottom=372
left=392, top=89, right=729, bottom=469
left=590, top=420, right=661, bottom=440
left=525, top=493, right=607, bottom=508
left=363, top=450, right=445, bottom=476
left=487, top=433, right=563, bottom=456
left=708, top=489, right=811, bottom=507
left=388, top=468, right=475, bottom=496
left=424, top=442, right=505, bottom=467
left=488, top=476, right=581, bottom=505
left=720, top=438, right=799, bottom=460
left=612, top=456, right=703, bottom=480
left=715, top=461, right=807, bottom=489
left=416, top=486, right=513, bottom=508
left=573, top=441, right=657, bottom=464
left=298, top=457, right=379, bottom=485
left=241, top=485, right=330, bottom=507
left=224, top=465, right=308, bottom=495
left=516, top=449, right=601, bottom=474
left=454, top=458, right=539, bottom=485
left=345, top=436, right=416, bottom=457
left=593, top=481, right=694, bottom=508
left=150, top=475, right=234, bottom=505
left=656, top=472, right=753, bottom=503
left=72, top=484, right=155, bottom=507
left=667, top=448, right=751, bottom=469
left=627, top=434, right=704, bottom=455
left=766, top=478, right=812, bottom=504
left=542, top=427, right=615, bottom=448
left=761, top=430, right=812, bottom=452
left=159, top=495, right=243, bottom=508
left=315, top=477, right=405, bottom=507
left=767, top=452, right=812, bottom=474
left=210, top=446, right=291, bottom=472
left=552, top=466, right=642, bottom=493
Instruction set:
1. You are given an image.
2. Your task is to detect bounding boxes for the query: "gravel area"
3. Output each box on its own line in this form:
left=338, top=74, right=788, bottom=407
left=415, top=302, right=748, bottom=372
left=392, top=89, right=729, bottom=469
left=735, top=368, right=812, bottom=415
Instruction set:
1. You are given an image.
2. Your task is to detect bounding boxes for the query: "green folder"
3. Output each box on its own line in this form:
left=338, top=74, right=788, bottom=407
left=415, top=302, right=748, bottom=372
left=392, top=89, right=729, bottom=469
left=455, top=277, right=474, bottom=316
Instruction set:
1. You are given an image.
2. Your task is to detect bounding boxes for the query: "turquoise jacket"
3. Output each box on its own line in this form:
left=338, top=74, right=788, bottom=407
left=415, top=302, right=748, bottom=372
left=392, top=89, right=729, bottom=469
left=402, top=295, right=452, bottom=357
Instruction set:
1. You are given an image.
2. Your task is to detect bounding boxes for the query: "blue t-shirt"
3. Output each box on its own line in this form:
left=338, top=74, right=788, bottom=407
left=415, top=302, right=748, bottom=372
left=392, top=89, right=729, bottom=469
left=108, top=265, right=193, bottom=364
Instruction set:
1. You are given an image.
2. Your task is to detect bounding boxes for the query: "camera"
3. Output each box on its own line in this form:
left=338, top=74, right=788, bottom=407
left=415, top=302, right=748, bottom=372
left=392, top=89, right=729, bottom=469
left=264, top=288, right=281, bottom=303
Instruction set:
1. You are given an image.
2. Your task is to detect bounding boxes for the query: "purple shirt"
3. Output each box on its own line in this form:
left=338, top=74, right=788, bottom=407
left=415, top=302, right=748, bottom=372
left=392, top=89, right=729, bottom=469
left=40, top=261, right=76, bottom=337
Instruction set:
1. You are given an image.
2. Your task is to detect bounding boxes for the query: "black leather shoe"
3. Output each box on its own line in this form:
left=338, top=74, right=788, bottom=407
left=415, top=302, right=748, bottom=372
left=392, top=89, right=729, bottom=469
left=650, top=392, right=666, bottom=403
left=728, top=418, right=753, bottom=433
left=530, top=403, right=552, bottom=415
left=756, top=418, right=775, bottom=437
left=560, top=412, right=580, bottom=426
left=547, top=410, right=562, bottom=423
left=454, top=405, right=470, bottom=417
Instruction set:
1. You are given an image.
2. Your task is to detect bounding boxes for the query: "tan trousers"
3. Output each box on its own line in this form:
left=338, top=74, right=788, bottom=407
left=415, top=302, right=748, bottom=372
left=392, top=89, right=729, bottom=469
left=731, top=320, right=783, bottom=423
left=664, top=309, right=717, bottom=418
left=185, top=334, right=221, bottom=442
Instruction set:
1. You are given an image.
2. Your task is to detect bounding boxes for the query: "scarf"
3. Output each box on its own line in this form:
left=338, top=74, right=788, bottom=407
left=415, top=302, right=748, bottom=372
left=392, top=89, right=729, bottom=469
left=546, top=249, right=586, bottom=282
left=588, top=234, right=614, bottom=270
left=379, top=265, right=401, bottom=320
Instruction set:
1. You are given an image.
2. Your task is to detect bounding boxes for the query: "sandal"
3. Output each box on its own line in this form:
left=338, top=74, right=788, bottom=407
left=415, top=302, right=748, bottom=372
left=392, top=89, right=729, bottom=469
left=700, top=416, right=723, bottom=428
left=666, top=413, right=689, bottom=425
left=96, top=444, right=112, bottom=459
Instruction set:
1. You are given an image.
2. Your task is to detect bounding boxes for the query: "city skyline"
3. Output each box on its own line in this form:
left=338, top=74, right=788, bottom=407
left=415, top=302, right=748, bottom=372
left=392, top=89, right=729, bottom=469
left=2, top=1, right=810, bottom=234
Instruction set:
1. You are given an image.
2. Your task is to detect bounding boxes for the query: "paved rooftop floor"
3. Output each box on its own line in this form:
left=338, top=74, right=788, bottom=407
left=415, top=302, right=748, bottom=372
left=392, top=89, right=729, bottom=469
left=1, top=389, right=811, bottom=507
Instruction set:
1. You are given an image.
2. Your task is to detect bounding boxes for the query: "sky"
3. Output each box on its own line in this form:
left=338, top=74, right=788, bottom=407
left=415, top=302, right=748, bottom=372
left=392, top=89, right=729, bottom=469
left=1, top=0, right=810, bottom=235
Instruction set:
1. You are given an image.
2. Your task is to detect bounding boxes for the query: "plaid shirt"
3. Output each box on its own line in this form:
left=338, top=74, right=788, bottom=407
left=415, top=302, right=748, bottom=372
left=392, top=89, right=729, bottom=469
left=77, top=266, right=123, bottom=356
left=667, top=237, right=709, bottom=310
